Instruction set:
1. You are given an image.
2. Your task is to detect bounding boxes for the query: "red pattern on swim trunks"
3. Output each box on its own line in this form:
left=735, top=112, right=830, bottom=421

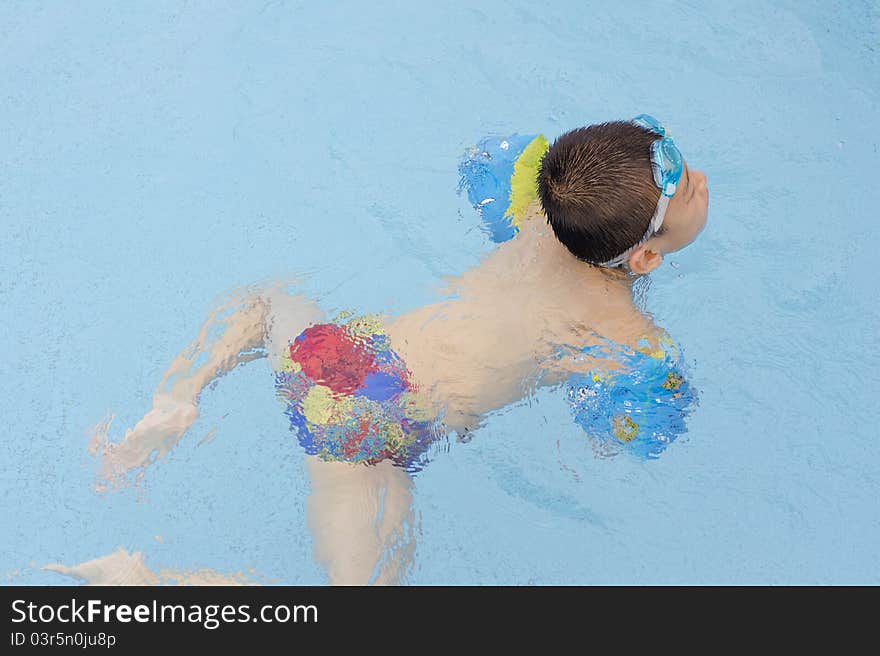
left=289, top=323, right=378, bottom=395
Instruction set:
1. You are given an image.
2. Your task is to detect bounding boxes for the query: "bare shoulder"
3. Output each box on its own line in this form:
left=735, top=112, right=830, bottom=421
left=534, top=297, right=673, bottom=388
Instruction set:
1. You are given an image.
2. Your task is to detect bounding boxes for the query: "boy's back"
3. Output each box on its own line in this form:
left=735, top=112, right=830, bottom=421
left=379, top=202, right=664, bottom=434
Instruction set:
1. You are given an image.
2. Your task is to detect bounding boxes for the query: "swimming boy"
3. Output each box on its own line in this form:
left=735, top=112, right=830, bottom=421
left=91, top=115, right=709, bottom=585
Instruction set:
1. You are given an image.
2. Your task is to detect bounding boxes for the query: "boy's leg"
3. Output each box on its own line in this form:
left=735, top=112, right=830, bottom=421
left=304, top=454, right=417, bottom=585
left=261, top=283, right=326, bottom=371
left=91, top=281, right=324, bottom=485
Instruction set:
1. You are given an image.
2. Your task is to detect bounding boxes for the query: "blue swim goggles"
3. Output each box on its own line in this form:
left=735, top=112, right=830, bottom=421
left=597, top=114, right=684, bottom=268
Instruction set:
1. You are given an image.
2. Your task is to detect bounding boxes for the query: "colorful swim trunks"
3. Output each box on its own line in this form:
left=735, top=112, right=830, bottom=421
left=274, top=311, right=442, bottom=474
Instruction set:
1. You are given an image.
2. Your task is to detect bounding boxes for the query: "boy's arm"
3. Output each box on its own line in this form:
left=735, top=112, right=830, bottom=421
left=91, top=290, right=271, bottom=486
left=155, top=292, right=269, bottom=404
left=533, top=339, right=629, bottom=389
left=534, top=319, right=672, bottom=389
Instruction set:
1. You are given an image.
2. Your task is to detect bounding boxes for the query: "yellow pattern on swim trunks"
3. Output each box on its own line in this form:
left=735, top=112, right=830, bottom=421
left=279, top=348, right=302, bottom=373
left=302, top=384, right=335, bottom=425
left=346, top=312, right=385, bottom=338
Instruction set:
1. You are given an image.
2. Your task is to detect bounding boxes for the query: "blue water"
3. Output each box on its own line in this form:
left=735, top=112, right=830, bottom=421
left=2, top=0, right=878, bottom=584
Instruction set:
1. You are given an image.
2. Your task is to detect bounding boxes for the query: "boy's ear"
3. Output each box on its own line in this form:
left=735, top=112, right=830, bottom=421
left=628, top=244, right=663, bottom=274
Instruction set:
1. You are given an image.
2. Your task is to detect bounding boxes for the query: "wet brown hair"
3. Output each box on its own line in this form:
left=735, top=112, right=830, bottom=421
left=536, top=121, right=662, bottom=265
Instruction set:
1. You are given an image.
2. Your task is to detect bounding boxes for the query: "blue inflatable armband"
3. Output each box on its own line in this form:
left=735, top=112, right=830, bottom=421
left=561, top=336, right=699, bottom=459
left=457, top=133, right=549, bottom=243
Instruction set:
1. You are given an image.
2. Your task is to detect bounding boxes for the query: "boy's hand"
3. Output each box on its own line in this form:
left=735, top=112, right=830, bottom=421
left=90, top=394, right=199, bottom=487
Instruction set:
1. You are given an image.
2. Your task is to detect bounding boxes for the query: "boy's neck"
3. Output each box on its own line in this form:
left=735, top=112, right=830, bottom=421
left=497, top=212, right=661, bottom=350
left=435, top=203, right=639, bottom=310
left=498, top=210, right=636, bottom=293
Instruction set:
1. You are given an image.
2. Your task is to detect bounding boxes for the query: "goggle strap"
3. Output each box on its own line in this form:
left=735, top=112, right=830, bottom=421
left=595, top=194, right=670, bottom=268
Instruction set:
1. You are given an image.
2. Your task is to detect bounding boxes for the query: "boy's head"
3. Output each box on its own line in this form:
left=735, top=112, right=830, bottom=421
left=536, top=120, right=709, bottom=274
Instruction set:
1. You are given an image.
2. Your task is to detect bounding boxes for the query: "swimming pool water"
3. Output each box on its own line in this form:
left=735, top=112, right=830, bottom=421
left=2, top=0, right=878, bottom=584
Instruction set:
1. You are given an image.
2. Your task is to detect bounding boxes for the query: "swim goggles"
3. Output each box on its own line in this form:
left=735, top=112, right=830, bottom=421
left=596, top=114, right=684, bottom=268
